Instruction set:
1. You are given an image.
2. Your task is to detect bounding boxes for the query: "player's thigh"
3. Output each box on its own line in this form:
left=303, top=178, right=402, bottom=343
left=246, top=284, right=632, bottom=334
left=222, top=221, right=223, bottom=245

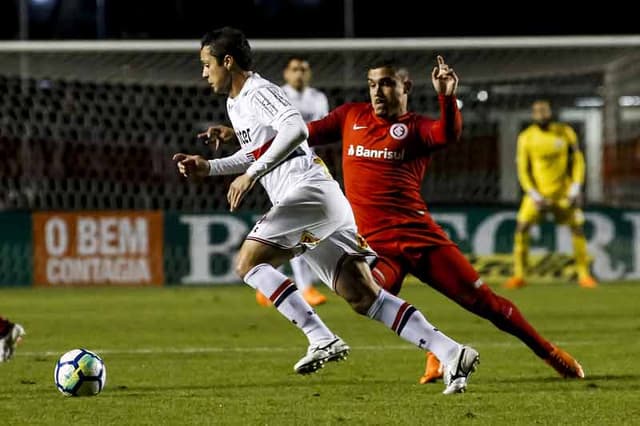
left=517, top=195, right=540, bottom=225
left=235, top=239, right=293, bottom=278
left=411, top=245, right=482, bottom=306
left=553, top=204, right=585, bottom=228
left=247, top=181, right=347, bottom=251
left=333, top=256, right=381, bottom=314
left=302, top=225, right=376, bottom=291
left=289, top=255, right=311, bottom=271
left=371, top=256, right=407, bottom=296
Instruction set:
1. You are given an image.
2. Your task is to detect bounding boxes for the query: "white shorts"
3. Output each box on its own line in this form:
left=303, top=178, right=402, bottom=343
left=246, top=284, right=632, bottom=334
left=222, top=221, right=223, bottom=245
left=246, top=179, right=376, bottom=288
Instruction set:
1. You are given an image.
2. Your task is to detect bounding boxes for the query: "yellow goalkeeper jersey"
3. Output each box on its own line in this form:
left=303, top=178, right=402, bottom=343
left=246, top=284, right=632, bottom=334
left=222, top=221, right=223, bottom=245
left=516, top=122, right=585, bottom=198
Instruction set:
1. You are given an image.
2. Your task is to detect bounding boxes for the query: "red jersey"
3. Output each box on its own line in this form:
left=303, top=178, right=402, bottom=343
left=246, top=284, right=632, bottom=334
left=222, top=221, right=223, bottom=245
left=307, top=95, right=462, bottom=242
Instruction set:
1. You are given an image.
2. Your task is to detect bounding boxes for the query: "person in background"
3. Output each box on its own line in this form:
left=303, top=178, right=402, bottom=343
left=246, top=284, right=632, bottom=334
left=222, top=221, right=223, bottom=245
left=255, top=56, right=331, bottom=308
left=505, top=100, right=597, bottom=289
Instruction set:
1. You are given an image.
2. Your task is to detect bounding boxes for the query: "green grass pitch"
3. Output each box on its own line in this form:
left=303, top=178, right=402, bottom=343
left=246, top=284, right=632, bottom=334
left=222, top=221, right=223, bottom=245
left=1, top=279, right=639, bottom=425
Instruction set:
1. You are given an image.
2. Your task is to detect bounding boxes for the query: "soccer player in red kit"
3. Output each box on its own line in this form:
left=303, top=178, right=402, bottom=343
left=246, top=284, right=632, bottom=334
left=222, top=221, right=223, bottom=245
left=306, top=56, right=585, bottom=382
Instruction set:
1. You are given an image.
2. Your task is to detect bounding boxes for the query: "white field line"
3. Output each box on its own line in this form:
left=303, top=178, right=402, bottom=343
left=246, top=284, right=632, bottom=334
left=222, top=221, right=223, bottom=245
left=18, top=341, right=597, bottom=358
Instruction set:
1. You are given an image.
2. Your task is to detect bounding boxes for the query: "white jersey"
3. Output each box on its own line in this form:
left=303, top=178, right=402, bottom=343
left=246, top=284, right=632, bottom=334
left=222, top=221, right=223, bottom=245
left=281, top=84, right=329, bottom=123
left=226, top=73, right=329, bottom=204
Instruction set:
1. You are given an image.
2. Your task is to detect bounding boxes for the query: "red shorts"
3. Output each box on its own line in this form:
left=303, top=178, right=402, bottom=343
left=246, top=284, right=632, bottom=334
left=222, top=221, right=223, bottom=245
left=369, top=227, right=481, bottom=303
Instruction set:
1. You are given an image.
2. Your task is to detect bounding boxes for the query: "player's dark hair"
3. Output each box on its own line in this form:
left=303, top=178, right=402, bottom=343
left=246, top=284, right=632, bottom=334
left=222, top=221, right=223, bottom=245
left=368, top=58, right=401, bottom=74
left=368, top=59, right=410, bottom=82
left=201, top=27, right=253, bottom=70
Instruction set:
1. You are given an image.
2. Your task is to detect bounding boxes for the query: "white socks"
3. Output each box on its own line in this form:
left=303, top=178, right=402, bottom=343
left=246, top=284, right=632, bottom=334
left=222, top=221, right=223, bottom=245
left=244, top=263, right=334, bottom=345
left=289, top=256, right=316, bottom=291
left=367, top=289, right=460, bottom=364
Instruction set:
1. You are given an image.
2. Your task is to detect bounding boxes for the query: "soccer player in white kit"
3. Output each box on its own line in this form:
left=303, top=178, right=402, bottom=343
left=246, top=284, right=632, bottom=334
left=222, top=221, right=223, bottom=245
left=255, top=56, right=330, bottom=307
left=173, top=27, right=479, bottom=394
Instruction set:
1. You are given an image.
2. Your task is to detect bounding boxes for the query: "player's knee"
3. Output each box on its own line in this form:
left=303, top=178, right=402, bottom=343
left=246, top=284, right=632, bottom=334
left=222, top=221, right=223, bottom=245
left=466, top=285, right=509, bottom=319
left=350, top=273, right=379, bottom=315
left=234, top=251, right=258, bottom=279
left=336, top=260, right=379, bottom=315
left=234, top=258, right=252, bottom=279
left=341, top=289, right=376, bottom=315
left=348, top=288, right=377, bottom=315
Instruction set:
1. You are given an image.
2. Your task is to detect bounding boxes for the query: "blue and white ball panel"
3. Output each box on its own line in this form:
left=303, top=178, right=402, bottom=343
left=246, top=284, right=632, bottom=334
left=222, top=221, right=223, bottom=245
left=54, top=348, right=106, bottom=397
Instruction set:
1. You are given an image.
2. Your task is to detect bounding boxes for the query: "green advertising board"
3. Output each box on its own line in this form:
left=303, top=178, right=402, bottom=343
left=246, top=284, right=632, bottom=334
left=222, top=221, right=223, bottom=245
left=165, top=207, right=640, bottom=285
left=0, top=211, right=32, bottom=286
left=0, top=208, right=638, bottom=287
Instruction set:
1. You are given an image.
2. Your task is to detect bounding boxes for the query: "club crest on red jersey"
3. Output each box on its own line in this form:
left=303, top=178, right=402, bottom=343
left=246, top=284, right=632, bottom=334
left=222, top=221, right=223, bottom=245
left=390, top=123, right=408, bottom=140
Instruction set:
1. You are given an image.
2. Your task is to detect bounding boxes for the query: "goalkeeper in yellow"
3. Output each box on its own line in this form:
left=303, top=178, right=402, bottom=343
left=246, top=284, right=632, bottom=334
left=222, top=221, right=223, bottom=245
left=505, top=100, right=598, bottom=289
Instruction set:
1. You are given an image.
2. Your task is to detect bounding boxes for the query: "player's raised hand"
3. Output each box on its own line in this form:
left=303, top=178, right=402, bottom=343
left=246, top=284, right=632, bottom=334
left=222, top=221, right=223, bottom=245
left=227, top=173, right=257, bottom=212
left=172, top=153, right=210, bottom=178
left=197, top=125, right=237, bottom=151
left=431, top=55, right=459, bottom=96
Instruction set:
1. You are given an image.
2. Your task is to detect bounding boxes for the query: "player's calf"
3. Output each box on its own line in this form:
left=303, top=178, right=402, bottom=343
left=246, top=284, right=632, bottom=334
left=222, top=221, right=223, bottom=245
left=238, top=240, right=347, bottom=374
left=333, top=258, right=379, bottom=315
left=336, top=258, right=476, bottom=391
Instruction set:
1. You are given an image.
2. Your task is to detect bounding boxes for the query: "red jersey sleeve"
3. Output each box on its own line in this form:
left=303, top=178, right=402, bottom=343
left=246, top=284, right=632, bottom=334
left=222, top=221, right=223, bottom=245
left=417, top=95, right=463, bottom=151
left=307, top=103, right=353, bottom=147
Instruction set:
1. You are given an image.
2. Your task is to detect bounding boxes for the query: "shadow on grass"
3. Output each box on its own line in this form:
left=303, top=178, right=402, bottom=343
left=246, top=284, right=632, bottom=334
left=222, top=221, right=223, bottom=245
left=100, top=377, right=436, bottom=397
left=7, top=374, right=638, bottom=400
left=492, top=373, right=640, bottom=385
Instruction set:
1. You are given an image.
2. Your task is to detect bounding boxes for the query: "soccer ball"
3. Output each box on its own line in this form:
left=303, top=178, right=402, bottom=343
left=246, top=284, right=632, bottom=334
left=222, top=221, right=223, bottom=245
left=54, top=348, right=106, bottom=396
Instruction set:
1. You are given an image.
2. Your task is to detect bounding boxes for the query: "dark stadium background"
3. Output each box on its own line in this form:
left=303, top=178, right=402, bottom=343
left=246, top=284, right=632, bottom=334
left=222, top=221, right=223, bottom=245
left=1, top=1, right=640, bottom=424
left=0, top=0, right=636, bottom=40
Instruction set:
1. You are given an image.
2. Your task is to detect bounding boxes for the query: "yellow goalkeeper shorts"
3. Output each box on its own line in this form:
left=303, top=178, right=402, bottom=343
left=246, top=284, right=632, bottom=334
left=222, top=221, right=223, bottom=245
left=516, top=194, right=585, bottom=227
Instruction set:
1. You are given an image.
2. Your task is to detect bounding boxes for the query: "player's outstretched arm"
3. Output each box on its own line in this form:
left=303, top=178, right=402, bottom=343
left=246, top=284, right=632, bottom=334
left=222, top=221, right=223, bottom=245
left=431, top=55, right=459, bottom=96
left=173, top=149, right=251, bottom=179
left=421, top=55, right=462, bottom=148
left=307, top=104, right=352, bottom=147
left=172, top=153, right=210, bottom=178
left=516, top=135, right=548, bottom=209
left=227, top=113, right=308, bottom=212
left=568, top=130, right=586, bottom=207
left=197, top=125, right=238, bottom=151
left=245, top=113, right=308, bottom=179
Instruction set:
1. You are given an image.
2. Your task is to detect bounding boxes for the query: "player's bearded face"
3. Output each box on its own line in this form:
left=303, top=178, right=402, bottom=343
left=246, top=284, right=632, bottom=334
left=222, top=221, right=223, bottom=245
left=367, top=68, right=404, bottom=117
left=532, top=101, right=552, bottom=128
left=200, top=47, right=231, bottom=94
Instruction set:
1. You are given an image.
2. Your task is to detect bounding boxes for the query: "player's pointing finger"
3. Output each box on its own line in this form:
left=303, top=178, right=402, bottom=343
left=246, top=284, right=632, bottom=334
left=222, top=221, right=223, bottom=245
left=172, top=153, right=187, bottom=162
left=432, top=66, right=439, bottom=80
